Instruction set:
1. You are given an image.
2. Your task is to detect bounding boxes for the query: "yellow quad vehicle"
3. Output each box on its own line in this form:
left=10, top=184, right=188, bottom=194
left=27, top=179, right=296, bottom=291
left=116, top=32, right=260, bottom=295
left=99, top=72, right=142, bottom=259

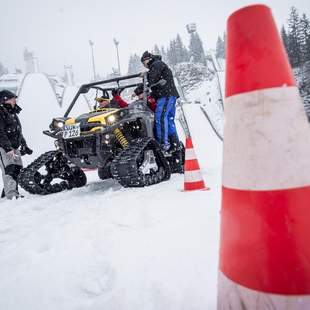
left=18, top=74, right=184, bottom=195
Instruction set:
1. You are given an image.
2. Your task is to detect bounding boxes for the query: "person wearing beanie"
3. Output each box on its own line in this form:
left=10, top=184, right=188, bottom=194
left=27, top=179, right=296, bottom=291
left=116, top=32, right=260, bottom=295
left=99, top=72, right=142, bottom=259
left=141, top=50, right=180, bottom=151
left=111, top=88, right=128, bottom=108
left=133, top=84, right=157, bottom=112
left=0, top=90, right=33, bottom=200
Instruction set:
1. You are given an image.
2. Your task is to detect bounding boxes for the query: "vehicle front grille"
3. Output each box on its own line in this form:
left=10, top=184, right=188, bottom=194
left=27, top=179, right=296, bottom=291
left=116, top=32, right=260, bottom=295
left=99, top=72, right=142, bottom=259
left=64, top=136, right=97, bottom=157
left=80, top=122, right=103, bottom=132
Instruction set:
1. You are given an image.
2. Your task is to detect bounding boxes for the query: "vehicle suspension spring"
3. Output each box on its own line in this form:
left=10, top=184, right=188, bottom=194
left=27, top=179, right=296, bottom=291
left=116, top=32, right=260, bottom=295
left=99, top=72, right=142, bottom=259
left=114, top=128, right=129, bottom=148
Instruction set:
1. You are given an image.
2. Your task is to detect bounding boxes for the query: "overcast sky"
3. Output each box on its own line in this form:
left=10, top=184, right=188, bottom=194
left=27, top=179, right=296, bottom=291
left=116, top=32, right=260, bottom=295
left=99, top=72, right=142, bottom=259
left=1, top=0, right=309, bottom=82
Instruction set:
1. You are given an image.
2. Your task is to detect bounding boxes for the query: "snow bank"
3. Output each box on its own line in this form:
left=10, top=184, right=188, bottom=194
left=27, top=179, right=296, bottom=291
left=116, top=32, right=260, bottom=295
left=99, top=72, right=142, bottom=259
left=183, top=103, right=222, bottom=172
left=0, top=169, right=221, bottom=310
left=186, top=78, right=224, bottom=138
left=18, top=73, right=61, bottom=164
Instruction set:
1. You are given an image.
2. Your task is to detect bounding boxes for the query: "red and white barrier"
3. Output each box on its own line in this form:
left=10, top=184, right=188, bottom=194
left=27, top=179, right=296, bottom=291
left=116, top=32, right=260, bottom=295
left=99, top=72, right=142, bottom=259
left=183, top=137, right=209, bottom=191
left=218, top=4, right=310, bottom=309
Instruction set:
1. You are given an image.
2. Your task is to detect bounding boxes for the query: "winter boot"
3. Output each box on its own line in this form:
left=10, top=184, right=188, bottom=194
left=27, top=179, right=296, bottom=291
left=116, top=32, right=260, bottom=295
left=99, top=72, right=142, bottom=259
left=11, top=194, right=24, bottom=200
left=161, top=143, right=171, bottom=154
left=168, top=134, right=181, bottom=152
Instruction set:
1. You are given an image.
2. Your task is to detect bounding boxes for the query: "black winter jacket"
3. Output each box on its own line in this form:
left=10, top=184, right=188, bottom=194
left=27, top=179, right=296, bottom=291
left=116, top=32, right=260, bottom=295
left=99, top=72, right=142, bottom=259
left=0, top=103, right=26, bottom=152
left=147, top=56, right=179, bottom=100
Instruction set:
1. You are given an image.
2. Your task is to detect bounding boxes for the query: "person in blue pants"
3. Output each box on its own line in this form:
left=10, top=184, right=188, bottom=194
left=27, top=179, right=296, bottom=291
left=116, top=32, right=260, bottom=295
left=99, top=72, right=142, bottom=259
left=155, top=96, right=178, bottom=149
left=141, top=51, right=180, bottom=151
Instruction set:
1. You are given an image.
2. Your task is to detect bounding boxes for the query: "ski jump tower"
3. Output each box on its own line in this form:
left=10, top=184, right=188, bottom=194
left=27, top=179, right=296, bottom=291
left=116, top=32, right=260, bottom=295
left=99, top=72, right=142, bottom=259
left=23, top=48, right=39, bottom=73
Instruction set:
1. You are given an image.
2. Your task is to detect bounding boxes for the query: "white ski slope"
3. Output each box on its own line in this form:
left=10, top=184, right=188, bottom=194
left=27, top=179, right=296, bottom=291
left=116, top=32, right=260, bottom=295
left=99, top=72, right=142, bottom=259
left=207, top=52, right=225, bottom=104
left=182, top=104, right=222, bottom=171
left=217, top=69, right=225, bottom=104
left=18, top=73, right=62, bottom=164
left=61, top=86, right=91, bottom=116
left=186, top=80, right=224, bottom=138
left=0, top=79, right=222, bottom=310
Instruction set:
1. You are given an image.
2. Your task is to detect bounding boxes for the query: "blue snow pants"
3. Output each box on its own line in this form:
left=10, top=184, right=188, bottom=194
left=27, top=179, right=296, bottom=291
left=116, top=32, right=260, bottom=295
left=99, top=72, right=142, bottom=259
left=155, top=96, right=178, bottom=146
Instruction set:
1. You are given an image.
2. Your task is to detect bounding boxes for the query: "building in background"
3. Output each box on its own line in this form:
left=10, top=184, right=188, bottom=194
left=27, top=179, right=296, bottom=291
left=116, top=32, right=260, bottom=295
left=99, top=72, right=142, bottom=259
left=0, top=73, right=25, bottom=93
left=23, top=48, right=39, bottom=73
left=64, top=65, right=75, bottom=86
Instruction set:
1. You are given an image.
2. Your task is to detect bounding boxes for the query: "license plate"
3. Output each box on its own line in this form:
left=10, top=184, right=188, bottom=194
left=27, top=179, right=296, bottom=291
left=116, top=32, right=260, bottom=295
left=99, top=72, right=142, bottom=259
left=62, top=124, right=81, bottom=139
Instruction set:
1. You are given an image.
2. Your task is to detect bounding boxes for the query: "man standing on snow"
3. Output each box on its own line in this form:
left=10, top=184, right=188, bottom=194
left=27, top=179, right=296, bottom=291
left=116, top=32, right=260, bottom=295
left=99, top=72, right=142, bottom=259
left=141, top=51, right=180, bottom=151
left=0, top=90, right=33, bottom=200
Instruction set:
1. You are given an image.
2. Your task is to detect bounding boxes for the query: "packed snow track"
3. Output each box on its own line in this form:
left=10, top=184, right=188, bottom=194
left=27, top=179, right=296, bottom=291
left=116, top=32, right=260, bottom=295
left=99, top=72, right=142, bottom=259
left=0, top=74, right=222, bottom=309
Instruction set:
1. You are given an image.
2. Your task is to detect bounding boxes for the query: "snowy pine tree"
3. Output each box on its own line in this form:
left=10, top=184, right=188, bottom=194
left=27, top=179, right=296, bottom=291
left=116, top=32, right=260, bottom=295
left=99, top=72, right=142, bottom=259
left=160, top=46, right=168, bottom=63
left=175, top=34, right=189, bottom=63
left=281, top=26, right=290, bottom=55
left=281, top=9, right=310, bottom=66
left=167, top=35, right=189, bottom=66
left=299, top=13, right=310, bottom=62
left=283, top=9, right=310, bottom=122
left=223, top=32, right=226, bottom=55
left=167, top=39, right=177, bottom=66
left=127, top=54, right=143, bottom=75
left=189, top=32, right=206, bottom=65
left=215, top=35, right=225, bottom=59
left=287, top=7, right=302, bottom=67
left=153, top=44, right=161, bottom=56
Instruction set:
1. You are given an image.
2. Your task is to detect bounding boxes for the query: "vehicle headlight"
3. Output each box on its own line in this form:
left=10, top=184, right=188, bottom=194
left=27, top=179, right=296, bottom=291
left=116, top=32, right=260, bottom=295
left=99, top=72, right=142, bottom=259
left=55, top=121, right=64, bottom=128
left=50, top=118, right=66, bottom=131
left=106, top=115, right=117, bottom=124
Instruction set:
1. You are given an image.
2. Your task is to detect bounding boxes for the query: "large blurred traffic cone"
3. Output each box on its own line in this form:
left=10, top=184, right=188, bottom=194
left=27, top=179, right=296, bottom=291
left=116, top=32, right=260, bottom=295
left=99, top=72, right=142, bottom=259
left=183, top=137, right=209, bottom=191
left=218, top=4, right=310, bottom=309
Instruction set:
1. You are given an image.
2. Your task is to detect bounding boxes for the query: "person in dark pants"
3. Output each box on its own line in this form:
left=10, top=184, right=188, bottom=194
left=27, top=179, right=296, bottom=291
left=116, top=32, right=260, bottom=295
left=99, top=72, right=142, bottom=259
left=0, top=90, right=32, bottom=199
left=141, top=51, right=180, bottom=151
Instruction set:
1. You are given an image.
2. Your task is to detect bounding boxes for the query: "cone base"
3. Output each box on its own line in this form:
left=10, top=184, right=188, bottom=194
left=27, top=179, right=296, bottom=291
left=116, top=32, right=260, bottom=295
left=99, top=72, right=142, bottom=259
left=218, top=271, right=310, bottom=309
left=182, top=187, right=210, bottom=192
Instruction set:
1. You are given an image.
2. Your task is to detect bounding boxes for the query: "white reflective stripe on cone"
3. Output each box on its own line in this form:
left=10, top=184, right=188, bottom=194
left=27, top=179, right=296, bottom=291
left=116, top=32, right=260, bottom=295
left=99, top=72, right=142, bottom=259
left=223, top=86, right=310, bottom=190
left=184, top=170, right=203, bottom=183
left=217, top=271, right=310, bottom=309
left=185, top=148, right=197, bottom=160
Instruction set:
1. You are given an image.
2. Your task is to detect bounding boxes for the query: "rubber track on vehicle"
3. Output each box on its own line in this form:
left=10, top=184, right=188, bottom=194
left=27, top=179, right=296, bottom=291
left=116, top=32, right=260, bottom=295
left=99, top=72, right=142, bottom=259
left=18, top=151, right=85, bottom=195
left=110, top=138, right=171, bottom=187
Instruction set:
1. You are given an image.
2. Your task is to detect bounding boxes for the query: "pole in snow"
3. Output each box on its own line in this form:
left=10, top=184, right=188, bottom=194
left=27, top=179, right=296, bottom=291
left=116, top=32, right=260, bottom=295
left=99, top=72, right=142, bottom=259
left=186, top=23, right=196, bottom=63
left=89, top=40, right=96, bottom=81
left=113, top=38, right=121, bottom=76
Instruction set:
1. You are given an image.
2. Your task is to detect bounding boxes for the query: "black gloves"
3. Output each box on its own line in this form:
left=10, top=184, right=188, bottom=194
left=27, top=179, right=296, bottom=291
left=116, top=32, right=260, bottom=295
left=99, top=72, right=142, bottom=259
left=20, top=145, right=33, bottom=156
left=111, top=88, right=124, bottom=97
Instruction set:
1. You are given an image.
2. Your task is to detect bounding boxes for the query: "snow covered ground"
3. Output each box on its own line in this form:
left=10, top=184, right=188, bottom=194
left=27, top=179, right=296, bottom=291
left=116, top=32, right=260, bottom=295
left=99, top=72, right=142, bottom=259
left=0, top=73, right=223, bottom=309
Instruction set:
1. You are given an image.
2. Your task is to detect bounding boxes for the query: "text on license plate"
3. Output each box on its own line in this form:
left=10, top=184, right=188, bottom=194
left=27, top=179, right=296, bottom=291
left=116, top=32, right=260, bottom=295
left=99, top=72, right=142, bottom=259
left=63, top=124, right=81, bottom=139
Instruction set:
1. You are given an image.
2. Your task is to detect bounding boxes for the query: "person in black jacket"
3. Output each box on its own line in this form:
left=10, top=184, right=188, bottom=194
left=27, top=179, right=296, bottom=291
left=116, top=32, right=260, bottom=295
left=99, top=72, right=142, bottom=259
left=141, top=51, right=180, bottom=151
left=0, top=90, right=32, bottom=199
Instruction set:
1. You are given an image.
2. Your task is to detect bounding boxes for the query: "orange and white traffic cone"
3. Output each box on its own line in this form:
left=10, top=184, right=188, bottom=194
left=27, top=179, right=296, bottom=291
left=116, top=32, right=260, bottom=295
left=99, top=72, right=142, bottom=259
left=218, top=4, right=310, bottom=309
left=183, top=137, right=209, bottom=191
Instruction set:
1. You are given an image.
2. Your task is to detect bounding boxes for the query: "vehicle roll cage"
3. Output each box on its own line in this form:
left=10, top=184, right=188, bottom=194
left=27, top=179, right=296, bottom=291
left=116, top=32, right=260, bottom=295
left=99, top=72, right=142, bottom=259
left=64, top=73, right=145, bottom=118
